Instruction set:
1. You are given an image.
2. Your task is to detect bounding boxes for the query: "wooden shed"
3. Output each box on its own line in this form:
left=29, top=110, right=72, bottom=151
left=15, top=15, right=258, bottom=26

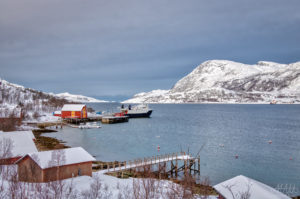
left=0, top=131, right=37, bottom=165
left=61, top=104, right=87, bottom=119
left=15, top=147, right=95, bottom=182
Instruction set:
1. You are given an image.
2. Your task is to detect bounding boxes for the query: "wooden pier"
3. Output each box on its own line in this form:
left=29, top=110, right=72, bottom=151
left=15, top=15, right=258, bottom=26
left=96, top=152, right=200, bottom=179
left=101, top=116, right=129, bottom=124
left=64, top=116, right=102, bottom=124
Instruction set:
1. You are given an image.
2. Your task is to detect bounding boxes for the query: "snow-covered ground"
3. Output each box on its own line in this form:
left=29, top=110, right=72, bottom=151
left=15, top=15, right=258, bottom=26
left=123, top=60, right=300, bottom=104
left=214, top=175, right=291, bottom=199
left=0, top=165, right=218, bottom=199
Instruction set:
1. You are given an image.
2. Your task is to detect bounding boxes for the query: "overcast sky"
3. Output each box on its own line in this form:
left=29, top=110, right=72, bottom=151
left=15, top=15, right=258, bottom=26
left=1, top=0, right=300, bottom=101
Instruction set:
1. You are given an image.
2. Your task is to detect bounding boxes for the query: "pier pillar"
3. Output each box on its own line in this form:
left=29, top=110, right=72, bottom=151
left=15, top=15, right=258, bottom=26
left=170, top=161, right=174, bottom=178
left=175, top=159, right=178, bottom=178
left=184, top=160, right=187, bottom=177
left=189, top=160, right=193, bottom=175
left=198, top=156, right=200, bottom=176
left=193, top=159, right=196, bottom=177
left=134, top=160, right=136, bottom=173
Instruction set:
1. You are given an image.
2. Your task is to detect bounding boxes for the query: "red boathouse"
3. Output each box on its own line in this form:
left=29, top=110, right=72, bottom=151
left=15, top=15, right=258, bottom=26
left=61, top=104, right=87, bottom=119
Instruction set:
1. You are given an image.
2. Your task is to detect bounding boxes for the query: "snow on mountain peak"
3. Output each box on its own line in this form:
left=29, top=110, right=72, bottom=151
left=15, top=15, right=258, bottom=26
left=124, top=60, right=300, bottom=104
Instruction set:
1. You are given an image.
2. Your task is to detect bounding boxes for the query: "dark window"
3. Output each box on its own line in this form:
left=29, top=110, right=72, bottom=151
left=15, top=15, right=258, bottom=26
left=78, top=168, right=81, bottom=176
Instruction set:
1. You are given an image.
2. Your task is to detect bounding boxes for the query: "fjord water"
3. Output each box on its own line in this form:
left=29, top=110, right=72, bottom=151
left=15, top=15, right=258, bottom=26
left=46, top=104, right=300, bottom=189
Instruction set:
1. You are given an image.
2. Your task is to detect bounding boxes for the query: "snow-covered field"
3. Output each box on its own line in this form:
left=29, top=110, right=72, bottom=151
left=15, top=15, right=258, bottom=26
left=0, top=165, right=218, bottom=199
left=123, top=60, right=300, bottom=104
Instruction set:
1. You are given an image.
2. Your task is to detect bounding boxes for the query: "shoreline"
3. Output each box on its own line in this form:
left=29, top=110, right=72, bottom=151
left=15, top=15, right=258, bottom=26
left=32, top=129, right=70, bottom=151
left=32, top=128, right=121, bottom=169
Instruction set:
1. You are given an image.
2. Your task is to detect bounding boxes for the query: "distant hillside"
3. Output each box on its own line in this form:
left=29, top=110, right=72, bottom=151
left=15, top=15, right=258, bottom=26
left=55, top=92, right=108, bottom=103
left=123, top=60, right=300, bottom=104
left=0, top=78, right=106, bottom=121
left=0, top=79, right=70, bottom=120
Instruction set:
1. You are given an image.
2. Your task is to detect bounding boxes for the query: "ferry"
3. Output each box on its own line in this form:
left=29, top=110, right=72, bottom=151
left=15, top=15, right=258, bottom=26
left=121, top=104, right=152, bottom=118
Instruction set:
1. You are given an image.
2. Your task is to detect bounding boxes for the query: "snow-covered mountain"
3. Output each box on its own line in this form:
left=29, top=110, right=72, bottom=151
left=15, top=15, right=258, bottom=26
left=123, top=60, right=300, bottom=104
left=54, top=92, right=108, bottom=103
left=0, top=78, right=106, bottom=121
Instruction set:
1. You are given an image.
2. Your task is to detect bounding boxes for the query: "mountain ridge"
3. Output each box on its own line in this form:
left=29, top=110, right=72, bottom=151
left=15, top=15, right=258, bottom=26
left=123, top=60, right=300, bottom=104
left=0, top=78, right=107, bottom=121
left=0, top=78, right=106, bottom=103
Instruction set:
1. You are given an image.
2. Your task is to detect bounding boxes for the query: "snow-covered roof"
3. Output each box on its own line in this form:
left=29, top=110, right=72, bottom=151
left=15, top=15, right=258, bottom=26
left=0, top=131, right=37, bottom=158
left=16, top=147, right=95, bottom=169
left=61, top=104, right=86, bottom=111
left=213, top=175, right=290, bottom=199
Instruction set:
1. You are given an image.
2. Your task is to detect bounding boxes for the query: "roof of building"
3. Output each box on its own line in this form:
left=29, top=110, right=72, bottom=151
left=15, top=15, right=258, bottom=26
left=61, top=104, right=86, bottom=111
left=0, top=131, right=37, bottom=158
left=53, top=111, right=61, bottom=114
left=213, top=175, right=290, bottom=199
left=16, top=147, right=95, bottom=169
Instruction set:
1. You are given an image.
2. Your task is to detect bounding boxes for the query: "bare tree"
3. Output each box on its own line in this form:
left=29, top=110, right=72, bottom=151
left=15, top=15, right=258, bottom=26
left=117, top=184, right=132, bottom=199
left=131, top=167, right=162, bottom=199
left=166, top=181, right=184, bottom=199
left=64, top=177, right=79, bottom=199
left=47, top=149, right=67, bottom=199
left=0, top=138, right=13, bottom=169
left=0, top=138, right=13, bottom=198
left=81, top=174, right=112, bottom=199
left=223, top=181, right=252, bottom=199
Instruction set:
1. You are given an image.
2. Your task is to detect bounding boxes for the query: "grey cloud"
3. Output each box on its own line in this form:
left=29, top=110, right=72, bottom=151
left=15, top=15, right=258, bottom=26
left=0, top=0, right=300, bottom=100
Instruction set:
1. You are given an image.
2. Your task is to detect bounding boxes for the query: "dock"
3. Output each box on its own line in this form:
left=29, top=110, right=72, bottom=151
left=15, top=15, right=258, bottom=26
left=95, top=152, right=200, bottom=179
left=101, top=116, right=129, bottom=124
left=64, top=116, right=102, bottom=124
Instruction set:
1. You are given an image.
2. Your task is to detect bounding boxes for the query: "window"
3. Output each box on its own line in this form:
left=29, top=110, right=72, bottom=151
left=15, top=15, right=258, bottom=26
left=78, top=168, right=81, bottom=176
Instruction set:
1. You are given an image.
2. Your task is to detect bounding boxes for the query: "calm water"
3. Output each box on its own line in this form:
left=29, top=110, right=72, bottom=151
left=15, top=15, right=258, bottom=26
left=45, top=103, right=300, bottom=191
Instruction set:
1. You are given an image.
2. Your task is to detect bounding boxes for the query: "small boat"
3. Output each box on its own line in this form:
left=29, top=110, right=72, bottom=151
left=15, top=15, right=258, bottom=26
left=78, top=123, right=101, bottom=129
left=268, top=140, right=272, bottom=144
left=121, top=104, right=152, bottom=118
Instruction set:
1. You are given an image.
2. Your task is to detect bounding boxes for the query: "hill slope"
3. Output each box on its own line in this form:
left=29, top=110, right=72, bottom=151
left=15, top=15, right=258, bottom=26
left=54, top=92, right=108, bottom=103
left=123, top=60, right=300, bottom=104
left=0, top=78, right=106, bottom=121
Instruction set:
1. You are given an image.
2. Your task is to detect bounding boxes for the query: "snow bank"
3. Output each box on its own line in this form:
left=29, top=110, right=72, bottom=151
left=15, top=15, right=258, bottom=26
left=213, top=175, right=290, bottom=199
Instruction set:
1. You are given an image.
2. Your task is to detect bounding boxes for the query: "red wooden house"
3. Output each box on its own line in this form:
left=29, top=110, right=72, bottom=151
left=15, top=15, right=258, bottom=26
left=15, top=147, right=95, bottom=182
left=61, top=104, right=87, bottom=119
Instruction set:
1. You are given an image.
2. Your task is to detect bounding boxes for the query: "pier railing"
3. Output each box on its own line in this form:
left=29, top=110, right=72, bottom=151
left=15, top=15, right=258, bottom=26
left=95, top=152, right=200, bottom=178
